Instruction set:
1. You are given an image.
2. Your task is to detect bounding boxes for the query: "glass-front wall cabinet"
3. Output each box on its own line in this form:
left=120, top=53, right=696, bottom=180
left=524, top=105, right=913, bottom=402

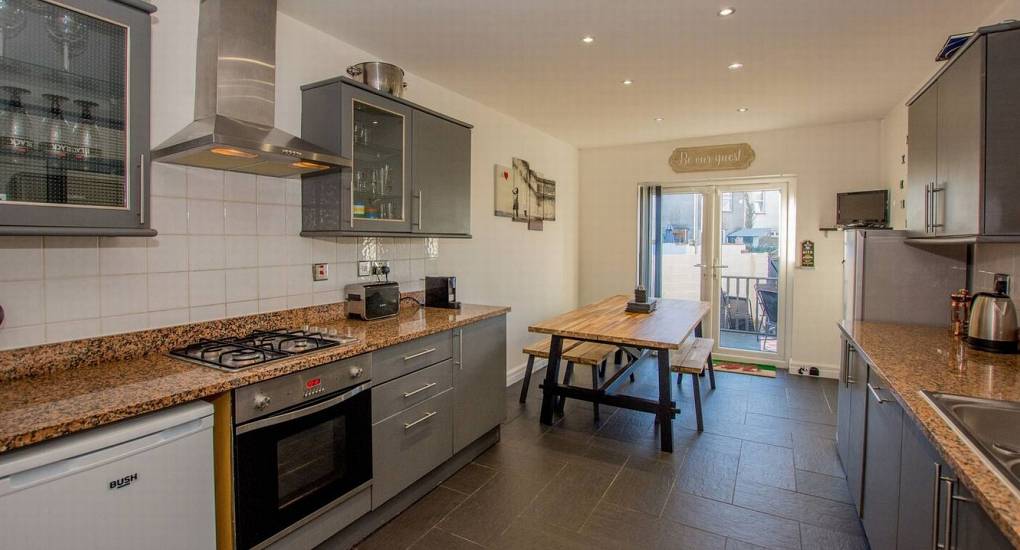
left=343, top=85, right=411, bottom=233
left=0, top=0, right=152, bottom=234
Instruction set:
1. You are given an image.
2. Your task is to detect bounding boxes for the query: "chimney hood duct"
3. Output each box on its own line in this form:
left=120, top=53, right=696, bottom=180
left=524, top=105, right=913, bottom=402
left=151, top=0, right=350, bottom=177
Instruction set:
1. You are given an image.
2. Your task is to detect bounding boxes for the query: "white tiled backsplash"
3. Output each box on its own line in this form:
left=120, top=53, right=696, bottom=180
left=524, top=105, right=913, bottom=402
left=0, top=164, right=440, bottom=350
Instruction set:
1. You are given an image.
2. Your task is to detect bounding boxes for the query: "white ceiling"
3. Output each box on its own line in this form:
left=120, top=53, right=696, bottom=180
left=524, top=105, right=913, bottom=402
left=279, top=0, right=1002, bottom=148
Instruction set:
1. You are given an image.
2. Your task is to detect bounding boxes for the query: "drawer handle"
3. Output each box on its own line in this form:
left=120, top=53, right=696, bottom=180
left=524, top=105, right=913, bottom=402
left=404, top=411, right=438, bottom=430
left=402, top=382, right=437, bottom=398
left=403, top=347, right=437, bottom=361
left=867, top=382, right=889, bottom=404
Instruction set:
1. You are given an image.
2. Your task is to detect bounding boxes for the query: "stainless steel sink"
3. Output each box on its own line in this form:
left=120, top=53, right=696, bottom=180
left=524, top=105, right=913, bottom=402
left=923, top=391, right=1020, bottom=490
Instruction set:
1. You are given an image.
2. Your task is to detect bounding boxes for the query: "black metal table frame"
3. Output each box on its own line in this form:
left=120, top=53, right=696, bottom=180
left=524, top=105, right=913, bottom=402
left=537, top=322, right=704, bottom=453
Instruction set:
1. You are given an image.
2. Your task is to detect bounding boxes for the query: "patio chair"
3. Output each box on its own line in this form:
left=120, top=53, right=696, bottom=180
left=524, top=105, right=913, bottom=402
left=755, top=286, right=779, bottom=345
left=723, top=295, right=753, bottom=332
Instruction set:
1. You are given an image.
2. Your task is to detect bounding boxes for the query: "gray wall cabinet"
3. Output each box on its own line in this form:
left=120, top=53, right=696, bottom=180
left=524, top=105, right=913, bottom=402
left=906, top=23, right=1020, bottom=240
left=369, top=314, right=506, bottom=509
left=300, top=77, right=472, bottom=238
left=452, top=315, right=507, bottom=453
left=838, top=333, right=1012, bottom=549
left=0, top=0, right=155, bottom=236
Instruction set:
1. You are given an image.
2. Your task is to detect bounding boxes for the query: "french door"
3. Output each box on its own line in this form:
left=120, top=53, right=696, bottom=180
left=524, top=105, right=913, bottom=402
left=639, top=180, right=789, bottom=364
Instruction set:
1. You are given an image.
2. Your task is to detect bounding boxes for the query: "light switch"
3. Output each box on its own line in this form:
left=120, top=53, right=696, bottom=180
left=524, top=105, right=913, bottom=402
left=312, top=263, right=329, bottom=281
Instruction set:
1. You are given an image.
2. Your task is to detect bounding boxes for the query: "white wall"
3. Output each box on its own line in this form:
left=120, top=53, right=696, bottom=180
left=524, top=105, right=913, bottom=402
left=880, top=0, right=1020, bottom=224
left=578, top=120, right=882, bottom=373
left=0, top=0, right=580, bottom=375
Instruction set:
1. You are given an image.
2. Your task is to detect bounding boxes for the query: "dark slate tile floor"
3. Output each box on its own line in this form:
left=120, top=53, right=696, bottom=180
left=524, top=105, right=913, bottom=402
left=353, top=357, right=868, bottom=550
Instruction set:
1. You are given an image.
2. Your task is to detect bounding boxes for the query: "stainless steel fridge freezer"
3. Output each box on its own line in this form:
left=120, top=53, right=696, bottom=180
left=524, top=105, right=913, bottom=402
left=843, top=229, right=968, bottom=327
left=0, top=401, right=215, bottom=550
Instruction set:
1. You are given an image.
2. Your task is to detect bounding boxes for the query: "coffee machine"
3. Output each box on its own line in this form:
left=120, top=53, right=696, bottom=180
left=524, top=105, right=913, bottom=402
left=425, top=276, right=461, bottom=309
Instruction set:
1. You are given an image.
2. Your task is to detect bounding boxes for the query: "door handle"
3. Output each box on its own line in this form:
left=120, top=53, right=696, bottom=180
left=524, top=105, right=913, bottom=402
left=867, top=382, right=889, bottom=404
left=942, top=477, right=956, bottom=548
left=138, top=154, right=146, bottom=225
left=931, top=463, right=942, bottom=550
left=924, top=183, right=931, bottom=233
left=402, top=382, right=437, bottom=398
left=931, top=184, right=945, bottom=230
left=404, top=410, right=438, bottom=430
left=418, top=190, right=424, bottom=231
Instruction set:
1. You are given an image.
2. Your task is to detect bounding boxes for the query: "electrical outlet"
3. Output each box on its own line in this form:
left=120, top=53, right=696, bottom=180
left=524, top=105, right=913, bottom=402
left=357, top=261, right=372, bottom=277
left=312, top=263, right=328, bottom=281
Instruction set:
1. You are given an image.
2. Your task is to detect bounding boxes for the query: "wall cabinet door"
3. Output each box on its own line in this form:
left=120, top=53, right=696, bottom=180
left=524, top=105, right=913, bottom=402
left=983, top=29, right=1020, bottom=236
left=452, top=315, right=506, bottom=453
left=935, top=37, right=983, bottom=237
left=411, top=110, right=471, bottom=236
left=907, top=86, right=938, bottom=236
left=861, top=370, right=903, bottom=549
left=340, top=84, right=413, bottom=233
left=845, top=345, right=869, bottom=509
left=0, top=0, right=153, bottom=235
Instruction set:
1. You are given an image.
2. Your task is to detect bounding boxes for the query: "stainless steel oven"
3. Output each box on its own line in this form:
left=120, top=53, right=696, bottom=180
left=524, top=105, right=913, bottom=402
left=232, top=353, right=372, bottom=550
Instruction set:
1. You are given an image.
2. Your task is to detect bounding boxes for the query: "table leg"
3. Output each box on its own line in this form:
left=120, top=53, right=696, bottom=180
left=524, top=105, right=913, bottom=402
left=695, top=321, right=703, bottom=338
left=657, top=349, right=674, bottom=452
left=539, top=335, right=564, bottom=425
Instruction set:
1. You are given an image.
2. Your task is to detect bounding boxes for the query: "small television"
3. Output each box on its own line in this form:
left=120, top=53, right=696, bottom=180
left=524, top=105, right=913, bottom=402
left=837, top=190, right=889, bottom=227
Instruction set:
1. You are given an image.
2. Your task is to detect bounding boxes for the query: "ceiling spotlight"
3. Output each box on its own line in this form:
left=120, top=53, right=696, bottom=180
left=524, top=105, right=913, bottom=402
left=737, top=107, right=749, bottom=112
left=728, top=62, right=744, bottom=70
left=582, top=35, right=595, bottom=43
left=718, top=7, right=736, bottom=16
left=654, top=117, right=664, bottom=122
left=622, top=79, right=633, bottom=85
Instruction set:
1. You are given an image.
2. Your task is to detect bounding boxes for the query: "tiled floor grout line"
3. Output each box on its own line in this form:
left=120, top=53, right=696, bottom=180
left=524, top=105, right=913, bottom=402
left=575, top=454, right=630, bottom=534
left=494, top=461, right=569, bottom=540
left=406, top=465, right=501, bottom=550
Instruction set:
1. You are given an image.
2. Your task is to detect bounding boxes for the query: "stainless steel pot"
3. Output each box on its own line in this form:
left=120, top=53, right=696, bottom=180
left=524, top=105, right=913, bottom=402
left=346, top=62, right=407, bottom=97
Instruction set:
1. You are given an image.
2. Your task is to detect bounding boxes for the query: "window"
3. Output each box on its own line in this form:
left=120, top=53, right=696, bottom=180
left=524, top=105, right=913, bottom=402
left=721, top=192, right=733, bottom=212
left=748, top=191, right=766, bottom=214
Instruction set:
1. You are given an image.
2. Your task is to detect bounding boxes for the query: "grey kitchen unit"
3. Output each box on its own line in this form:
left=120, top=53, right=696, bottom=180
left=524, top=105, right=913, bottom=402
left=300, top=77, right=472, bottom=238
left=0, top=0, right=156, bottom=236
left=836, top=337, right=868, bottom=508
left=906, top=22, right=1020, bottom=241
left=370, top=316, right=506, bottom=507
left=836, top=333, right=1012, bottom=549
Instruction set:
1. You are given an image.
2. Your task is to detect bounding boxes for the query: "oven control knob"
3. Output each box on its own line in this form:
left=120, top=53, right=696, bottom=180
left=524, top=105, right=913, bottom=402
left=349, top=366, right=364, bottom=378
left=253, top=393, right=272, bottom=410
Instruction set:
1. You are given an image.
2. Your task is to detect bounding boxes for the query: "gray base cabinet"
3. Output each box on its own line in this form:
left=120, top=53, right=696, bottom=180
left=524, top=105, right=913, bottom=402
left=837, top=338, right=868, bottom=508
left=838, top=333, right=1013, bottom=549
left=369, top=314, right=506, bottom=510
left=452, top=315, right=507, bottom=453
left=861, top=370, right=903, bottom=549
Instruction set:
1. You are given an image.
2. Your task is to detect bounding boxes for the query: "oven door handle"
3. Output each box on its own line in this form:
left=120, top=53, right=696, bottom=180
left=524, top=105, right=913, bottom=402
left=235, top=383, right=368, bottom=435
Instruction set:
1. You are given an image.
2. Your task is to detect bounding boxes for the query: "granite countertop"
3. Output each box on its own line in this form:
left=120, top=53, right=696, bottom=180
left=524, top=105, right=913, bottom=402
left=0, top=303, right=509, bottom=455
left=839, top=321, right=1020, bottom=547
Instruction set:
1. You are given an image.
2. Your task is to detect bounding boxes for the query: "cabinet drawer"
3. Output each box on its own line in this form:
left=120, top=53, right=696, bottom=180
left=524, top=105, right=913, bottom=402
left=373, top=331, right=452, bottom=385
left=372, top=359, right=453, bottom=423
left=371, top=388, right=453, bottom=507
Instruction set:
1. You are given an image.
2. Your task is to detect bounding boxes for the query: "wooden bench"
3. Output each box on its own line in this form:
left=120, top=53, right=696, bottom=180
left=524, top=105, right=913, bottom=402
left=519, top=338, right=621, bottom=422
left=669, top=337, right=716, bottom=431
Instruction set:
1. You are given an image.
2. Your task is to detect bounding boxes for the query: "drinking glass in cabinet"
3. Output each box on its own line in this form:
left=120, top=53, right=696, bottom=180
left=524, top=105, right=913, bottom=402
left=44, top=9, right=87, bottom=72
left=0, top=0, right=27, bottom=58
left=351, top=100, right=404, bottom=222
left=0, top=85, right=33, bottom=153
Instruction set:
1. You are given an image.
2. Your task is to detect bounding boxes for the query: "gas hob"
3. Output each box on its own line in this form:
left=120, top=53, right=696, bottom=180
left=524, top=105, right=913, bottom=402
left=169, top=327, right=358, bottom=371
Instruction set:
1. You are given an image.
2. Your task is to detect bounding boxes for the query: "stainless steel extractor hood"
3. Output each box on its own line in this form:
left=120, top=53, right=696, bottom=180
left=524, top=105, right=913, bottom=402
left=151, top=0, right=351, bottom=177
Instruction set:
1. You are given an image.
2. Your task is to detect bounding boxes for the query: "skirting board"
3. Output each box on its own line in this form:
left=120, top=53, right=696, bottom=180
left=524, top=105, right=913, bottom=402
left=506, top=358, right=544, bottom=386
left=788, top=359, right=839, bottom=379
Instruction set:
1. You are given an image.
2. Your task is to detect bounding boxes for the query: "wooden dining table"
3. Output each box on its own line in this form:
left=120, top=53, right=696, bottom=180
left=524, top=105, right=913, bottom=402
left=529, top=295, right=710, bottom=452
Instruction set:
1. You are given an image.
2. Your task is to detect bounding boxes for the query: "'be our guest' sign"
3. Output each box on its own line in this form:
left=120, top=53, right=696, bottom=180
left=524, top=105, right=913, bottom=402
left=668, top=143, right=756, bottom=173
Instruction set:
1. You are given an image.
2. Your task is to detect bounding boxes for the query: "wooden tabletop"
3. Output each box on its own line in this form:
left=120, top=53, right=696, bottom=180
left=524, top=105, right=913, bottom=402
left=529, top=295, right=710, bottom=350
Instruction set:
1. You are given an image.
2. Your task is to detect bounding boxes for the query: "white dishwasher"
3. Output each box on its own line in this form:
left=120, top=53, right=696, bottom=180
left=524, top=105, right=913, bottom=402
left=0, top=401, right=215, bottom=550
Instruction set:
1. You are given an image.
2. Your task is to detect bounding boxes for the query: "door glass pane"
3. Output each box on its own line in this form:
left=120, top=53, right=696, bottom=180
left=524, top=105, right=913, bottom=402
left=276, top=416, right=346, bottom=509
left=0, top=0, right=128, bottom=208
left=352, top=100, right=404, bottom=222
left=718, top=189, right=782, bottom=353
left=660, top=191, right=704, bottom=301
